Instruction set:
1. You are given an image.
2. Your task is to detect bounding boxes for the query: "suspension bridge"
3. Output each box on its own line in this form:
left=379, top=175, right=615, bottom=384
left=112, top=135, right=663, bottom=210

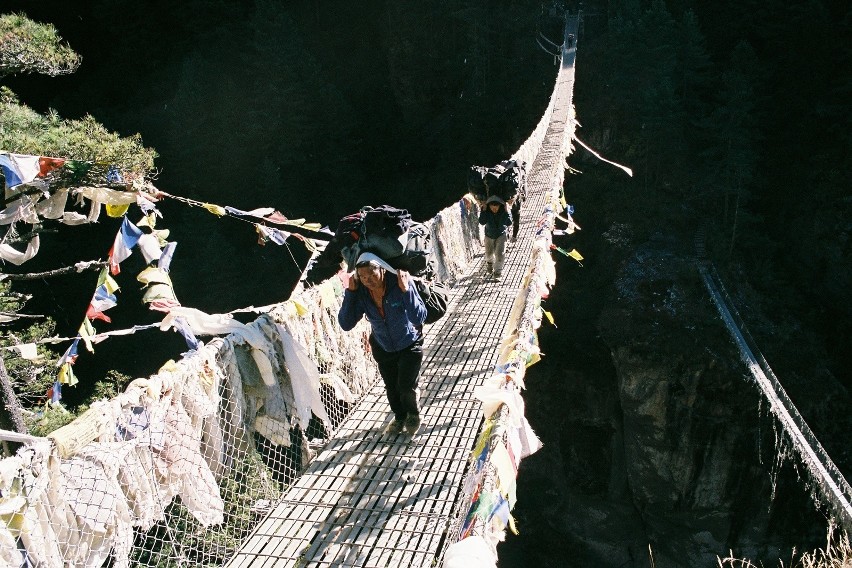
left=224, top=17, right=579, bottom=566
left=1, top=10, right=849, bottom=568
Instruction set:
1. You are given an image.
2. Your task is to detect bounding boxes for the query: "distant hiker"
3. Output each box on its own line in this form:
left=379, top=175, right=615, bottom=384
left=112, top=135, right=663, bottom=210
left=338, top=252, right=427, bottom=437
left=567, top=34, right=575, bottom=48
left=479, top=195, right=512, bottom=279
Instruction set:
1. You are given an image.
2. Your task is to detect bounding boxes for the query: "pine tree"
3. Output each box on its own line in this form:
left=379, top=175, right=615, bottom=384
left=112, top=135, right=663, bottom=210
left=0, top=13, right=157, bottom=434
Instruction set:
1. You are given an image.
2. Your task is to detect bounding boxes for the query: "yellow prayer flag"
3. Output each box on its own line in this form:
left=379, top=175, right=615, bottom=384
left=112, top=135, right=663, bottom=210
left=153, top=229, right=170, bottom=246
left=568, top=248, right=584, bottom=261
left=106, top=203, right=131, bottom=217
left=291, top=300, right=309, bottom=316
left=58, top=362, right=78, bottom=386
left=525, top=351, right=541, bottom=367
left=203, top=203, right=227, bottom=216
left=542, top=309, right=556, bottom=327
left=97, top=268, right=120, bottom=294
left=79, top=319, right=96, bottom=353
left=136, top=213, right=157, bottom=229
left=508, top=515, right=520, bottom=535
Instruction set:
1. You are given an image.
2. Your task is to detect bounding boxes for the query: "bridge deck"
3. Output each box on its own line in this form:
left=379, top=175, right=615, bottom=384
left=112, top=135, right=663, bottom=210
left=227, top=45, right=576, bottom=568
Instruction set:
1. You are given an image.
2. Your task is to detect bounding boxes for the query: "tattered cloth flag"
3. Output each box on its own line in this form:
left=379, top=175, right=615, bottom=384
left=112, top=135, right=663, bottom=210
left=49, top=381, right=62, bottom=403
left=159, top=241, right=177, bottom=272
left=78, top=318, right=96, bottom=353
left=0, top=153, right=40, bottom=188
left=108, top=217, right=143, bottom=275
left=106, top=165, right=124, bottom=184
left=56, top=337, right=80, bottom=367
left=550, top=244, right=584, bottom=266
left=86, top=285, right=118, bottom=322
left=56, top=337, right=80, bottom=387
left=38, top=156, right=66, bottom=177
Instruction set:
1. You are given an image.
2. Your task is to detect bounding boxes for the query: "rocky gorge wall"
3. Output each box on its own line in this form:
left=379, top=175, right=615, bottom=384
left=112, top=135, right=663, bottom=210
left=499, top=232, right=837, bottom=568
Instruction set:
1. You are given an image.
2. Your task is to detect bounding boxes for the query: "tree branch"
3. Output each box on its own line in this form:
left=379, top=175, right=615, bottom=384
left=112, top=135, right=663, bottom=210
left=1, top=260, right=107, bottom=281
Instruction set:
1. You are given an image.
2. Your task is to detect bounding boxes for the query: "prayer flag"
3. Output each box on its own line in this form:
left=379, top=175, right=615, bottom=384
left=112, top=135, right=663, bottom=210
left=10, top=343, right=39, bottom=360
left=225, top=206, right=275, bottom=219
left=263, top=210, right=289, bottom=224
left=38, top=157, right=66, bottom=177
left=106, top=203, right=130, bottom=217
left=171, top=316, right=200, bottom=350
left=86, top=305, right=112, bottom=323
left=56, top=337, right=80, bottom=367
left=136, top=194, right=160, bottom=216
left=58, top=363, right=78, bottom=386
left=0, top=153, right=40, bottom=188
left=158, top=242, right=177, bottom=272
left=137, top=233, right=162, bottom=264
left=86, top=284, right=118, bottom=322
left=66, top=160, right=91, bottom=183
left=97, top=268, right=120, bottom=294
left=203, top=203, right=226, bottom=216
left=257, top=225, right=290, bottom=245
left=550, top=244, right=584, bottom=266
left=50, top=381, right=62, bottom=402
left=79, top=319, right=96, bottom=352
left=108, top=217, right=143, bottom=275
left=106, top=166, right=124, bottom=184
left=574, top=136, right=633, bottom=177
left=149, top=299, right=182, bottom=312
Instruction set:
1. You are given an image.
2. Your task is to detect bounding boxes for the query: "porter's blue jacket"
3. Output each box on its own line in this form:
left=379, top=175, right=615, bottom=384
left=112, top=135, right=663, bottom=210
left=338, top=274, right=426, bottom=352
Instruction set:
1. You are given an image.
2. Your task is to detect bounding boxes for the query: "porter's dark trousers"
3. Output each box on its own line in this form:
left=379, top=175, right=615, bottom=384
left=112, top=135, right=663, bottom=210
left=369, top=335, right=424, bottom=421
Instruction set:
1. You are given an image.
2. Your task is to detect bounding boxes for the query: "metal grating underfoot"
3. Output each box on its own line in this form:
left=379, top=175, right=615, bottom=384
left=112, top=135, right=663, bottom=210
left=227, top=43, right=576, bottom=568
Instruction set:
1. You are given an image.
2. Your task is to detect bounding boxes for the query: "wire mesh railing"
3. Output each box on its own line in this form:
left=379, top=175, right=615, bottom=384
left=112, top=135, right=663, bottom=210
left=0, top=195, right=483, bottom=567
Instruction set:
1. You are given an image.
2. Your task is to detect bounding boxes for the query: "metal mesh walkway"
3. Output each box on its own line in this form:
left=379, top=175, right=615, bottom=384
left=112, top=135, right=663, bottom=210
left=227, top=33, right=577, bottom=568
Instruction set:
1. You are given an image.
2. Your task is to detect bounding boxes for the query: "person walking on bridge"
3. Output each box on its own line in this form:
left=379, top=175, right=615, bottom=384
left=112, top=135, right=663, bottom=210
left=479, top=195, right=513, bottom=279
left=338, top=252, right=427, bottom=436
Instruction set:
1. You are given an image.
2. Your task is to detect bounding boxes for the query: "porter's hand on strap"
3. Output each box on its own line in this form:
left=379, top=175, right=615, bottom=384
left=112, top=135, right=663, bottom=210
left=347, top=272, right=359, bottom=291
left=396, top=270, right=410, bottom=292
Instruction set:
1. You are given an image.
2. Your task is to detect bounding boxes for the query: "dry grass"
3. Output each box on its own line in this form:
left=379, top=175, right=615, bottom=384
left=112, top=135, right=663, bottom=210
left=717, top=527, right=851, bottom=568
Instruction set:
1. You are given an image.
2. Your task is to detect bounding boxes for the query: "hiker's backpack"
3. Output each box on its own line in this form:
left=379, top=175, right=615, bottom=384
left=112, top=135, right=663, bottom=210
left=387, top=222, right=431, bottom=276
left=484, top=165, right=506, bottom=197
left=497, top=160, right=527, bottom=203
left=337, top=205, right=412, bottom=270
left=413, top=278, right=449, bottom=324
left=467, top=166, right=489, bottom=202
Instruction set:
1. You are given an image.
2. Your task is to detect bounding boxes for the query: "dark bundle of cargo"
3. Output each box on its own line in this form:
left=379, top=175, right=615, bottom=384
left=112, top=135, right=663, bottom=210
left=306, top=205, right=433, bottom=285
left=499, top=159, right=527, bottom=202
left=467, top=166, right=489, bottom=202
left=466, top=159, right=527, bottom=203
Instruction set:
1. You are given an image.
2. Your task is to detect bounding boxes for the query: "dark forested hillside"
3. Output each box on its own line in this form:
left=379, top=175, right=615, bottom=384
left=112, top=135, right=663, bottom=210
left=1, top=0, right=849, bottom=565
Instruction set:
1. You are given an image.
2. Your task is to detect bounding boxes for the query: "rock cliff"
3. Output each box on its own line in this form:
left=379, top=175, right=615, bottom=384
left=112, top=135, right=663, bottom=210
left=499, top=233, right=839, bottom=568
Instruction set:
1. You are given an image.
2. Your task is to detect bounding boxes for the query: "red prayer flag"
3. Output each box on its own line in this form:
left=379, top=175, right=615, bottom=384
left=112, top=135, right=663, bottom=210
left=38, top=157, right=66, bottom=177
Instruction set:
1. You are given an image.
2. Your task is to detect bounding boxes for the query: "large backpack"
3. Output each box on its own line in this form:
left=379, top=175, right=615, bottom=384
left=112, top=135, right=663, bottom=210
left=484, top=165, right=506, bottom=197
left=467, top=165, right=489, bottom=202
left=413, top=278, right=449, bottom=324
left=337, top=205, right=413, bottom=270
left=387, top=221, right=431, bottom=276
left=497, top=159, right=527, bottom=202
